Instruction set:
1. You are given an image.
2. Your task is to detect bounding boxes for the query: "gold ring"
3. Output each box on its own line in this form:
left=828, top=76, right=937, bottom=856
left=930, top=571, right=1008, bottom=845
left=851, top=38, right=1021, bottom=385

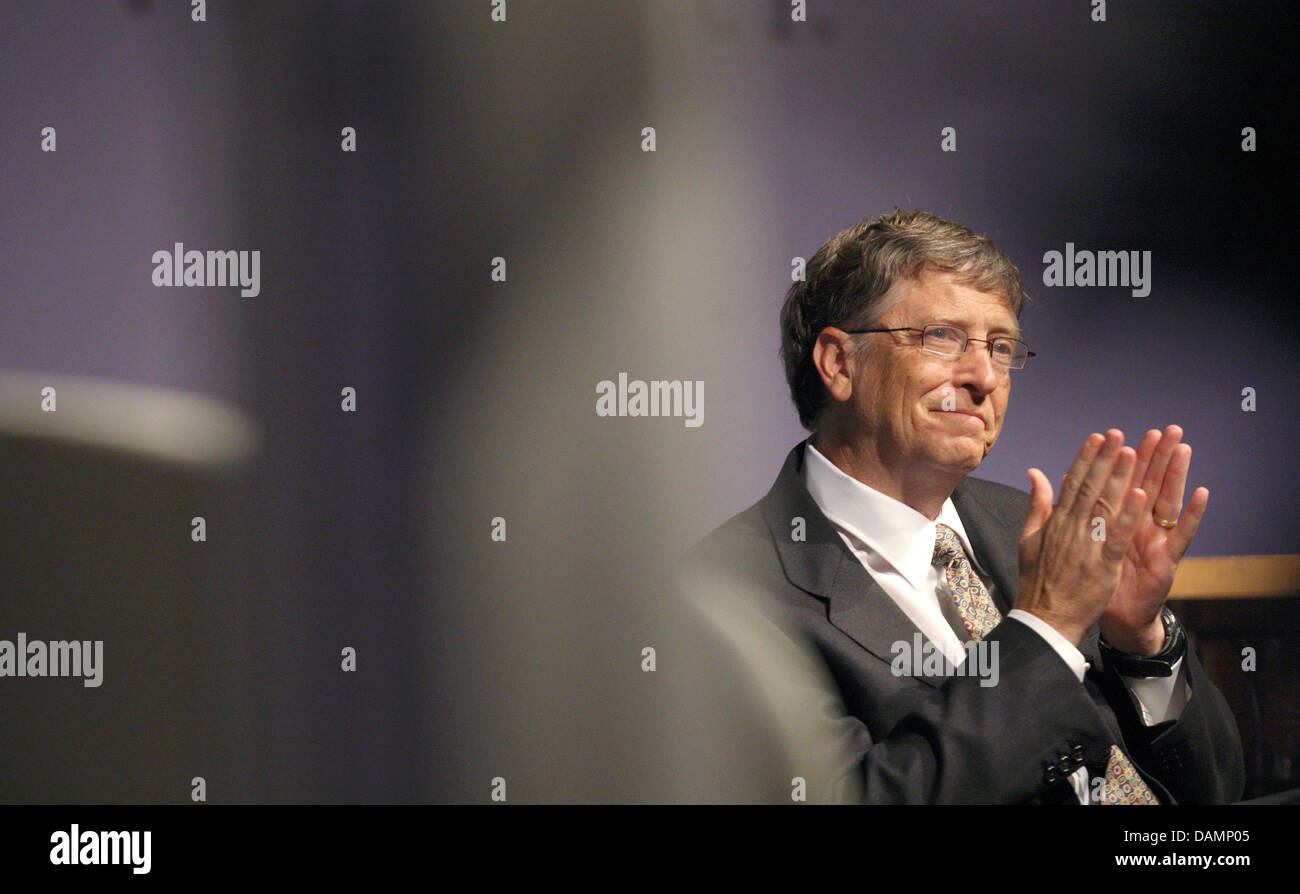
left=1153, top=512, right=1178, bottom=529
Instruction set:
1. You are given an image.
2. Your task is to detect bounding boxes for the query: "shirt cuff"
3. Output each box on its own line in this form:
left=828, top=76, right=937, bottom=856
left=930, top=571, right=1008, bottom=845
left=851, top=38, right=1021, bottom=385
left=1006, top=609, right=1089, bottom=683
left=1070, top=765, right=1091, bottom=805
left=1120, top=656, right=1190, bottom=725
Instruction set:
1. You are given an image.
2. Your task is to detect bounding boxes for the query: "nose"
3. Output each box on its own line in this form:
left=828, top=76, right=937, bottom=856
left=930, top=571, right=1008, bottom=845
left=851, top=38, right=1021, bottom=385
left=951, top=341, right=1001, bottom=395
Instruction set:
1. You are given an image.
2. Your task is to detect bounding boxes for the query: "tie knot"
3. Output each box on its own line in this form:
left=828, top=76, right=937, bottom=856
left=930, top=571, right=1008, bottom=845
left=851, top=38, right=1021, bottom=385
left=933, top=523, right=965, bottom=566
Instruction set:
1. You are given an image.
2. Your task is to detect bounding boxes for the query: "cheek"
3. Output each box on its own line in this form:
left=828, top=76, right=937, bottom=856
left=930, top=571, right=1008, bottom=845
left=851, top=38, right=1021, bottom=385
left=869, top=368, right=910, bottom=406
left=989, top=390, right=1010, bottom=433
left=918, top=375, right=954, bottom=406
left=989, top=376, right=1010, bottom=408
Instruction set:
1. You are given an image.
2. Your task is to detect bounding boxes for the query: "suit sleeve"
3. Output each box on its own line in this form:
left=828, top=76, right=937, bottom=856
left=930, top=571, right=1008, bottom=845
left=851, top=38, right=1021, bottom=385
left=826, top=616, right=1116, bottom=804
left=1096, top=639, right=1245, bottom=804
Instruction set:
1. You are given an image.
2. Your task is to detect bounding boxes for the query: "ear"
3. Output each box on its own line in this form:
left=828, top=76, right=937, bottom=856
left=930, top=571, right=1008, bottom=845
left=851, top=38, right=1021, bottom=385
left=812, top=327, right=856, bottom=406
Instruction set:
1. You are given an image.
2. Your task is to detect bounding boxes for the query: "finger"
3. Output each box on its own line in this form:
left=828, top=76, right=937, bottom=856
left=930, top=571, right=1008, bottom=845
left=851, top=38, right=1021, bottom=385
left=1103, top=487, right=1148, bottom=563
left=1068, top=429, right=1125, bottom=522
left=1152, top=443, right=1192, bottom=525
left=1095, top=446, right=1137, bottom=520
left=1140, top=424, right=1183, bottom=509
left=1057, top=432, right=1107, bottom=516
left=1129, top=429, right=1161, bottom=502
left=1167, top=486, right=1209, bottom=561
left=1022, top=468, right=1054, bottom=539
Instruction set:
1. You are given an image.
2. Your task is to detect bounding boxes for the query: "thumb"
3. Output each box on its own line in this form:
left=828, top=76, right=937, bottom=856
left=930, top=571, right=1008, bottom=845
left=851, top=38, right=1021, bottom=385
left=1022, top=468, right=1053, bottom=539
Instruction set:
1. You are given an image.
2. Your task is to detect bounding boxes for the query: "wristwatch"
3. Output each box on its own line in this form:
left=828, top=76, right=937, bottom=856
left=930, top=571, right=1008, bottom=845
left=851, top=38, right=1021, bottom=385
left=1099, top=606, right=1187, bottom=677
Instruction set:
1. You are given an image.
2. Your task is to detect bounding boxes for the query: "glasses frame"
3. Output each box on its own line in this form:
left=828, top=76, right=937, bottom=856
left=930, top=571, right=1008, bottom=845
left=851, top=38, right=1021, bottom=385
left=844, top=324, right=1036, bottom=370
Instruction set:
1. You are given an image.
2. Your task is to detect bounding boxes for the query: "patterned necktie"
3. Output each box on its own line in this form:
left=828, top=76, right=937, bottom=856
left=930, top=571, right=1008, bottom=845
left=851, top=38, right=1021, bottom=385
left=1103, top=745, right=1160, bottom=804
left=932, top=524, right=1001, bottom=641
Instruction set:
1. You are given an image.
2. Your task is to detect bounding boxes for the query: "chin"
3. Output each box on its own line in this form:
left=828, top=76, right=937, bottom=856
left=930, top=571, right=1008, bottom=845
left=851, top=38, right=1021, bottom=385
left=923, top=449, right=983, bottom=476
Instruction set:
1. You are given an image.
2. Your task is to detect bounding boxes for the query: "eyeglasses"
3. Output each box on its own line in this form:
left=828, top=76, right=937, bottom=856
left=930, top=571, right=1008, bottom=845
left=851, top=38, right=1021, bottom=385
left=845, top=324, right=1035, bottom=370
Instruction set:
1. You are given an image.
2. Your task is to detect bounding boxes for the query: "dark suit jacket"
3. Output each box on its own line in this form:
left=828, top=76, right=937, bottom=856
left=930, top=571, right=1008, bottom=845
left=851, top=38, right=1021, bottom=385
left=687, top=440, right=1245, bottom=804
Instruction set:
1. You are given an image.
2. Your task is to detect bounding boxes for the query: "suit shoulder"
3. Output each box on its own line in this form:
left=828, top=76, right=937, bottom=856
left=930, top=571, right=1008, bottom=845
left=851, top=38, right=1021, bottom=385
left=686, top=500, right=772, bottom=572
left=961, top=475, right=1029, bottom=502
left=680, top=500, right=796, bottom=631
left=957, top=475, right=1030, bottom=523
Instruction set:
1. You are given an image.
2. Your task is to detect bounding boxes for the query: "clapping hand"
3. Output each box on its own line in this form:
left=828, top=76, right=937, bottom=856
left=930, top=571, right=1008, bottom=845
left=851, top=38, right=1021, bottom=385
left=1015, top=427, right=1207, bottom=653
left=1099, top=425, right=1208, bottom=654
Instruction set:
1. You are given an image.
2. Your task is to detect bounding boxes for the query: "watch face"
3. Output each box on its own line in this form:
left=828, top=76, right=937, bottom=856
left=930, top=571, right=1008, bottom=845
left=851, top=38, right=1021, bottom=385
left=1160, top=607, right=1181, bottom=639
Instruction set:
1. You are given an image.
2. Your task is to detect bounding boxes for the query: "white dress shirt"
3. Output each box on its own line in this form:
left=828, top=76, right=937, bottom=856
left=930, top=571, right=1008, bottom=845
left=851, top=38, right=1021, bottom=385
left=803, top=441, right=1189, bottom=803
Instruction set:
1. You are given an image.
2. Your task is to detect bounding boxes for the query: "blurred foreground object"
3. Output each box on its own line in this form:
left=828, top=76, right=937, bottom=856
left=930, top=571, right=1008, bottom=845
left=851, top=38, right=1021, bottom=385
left=0, top=371, right=258, bottom=802
left=663, top=563, right=865, bottom=803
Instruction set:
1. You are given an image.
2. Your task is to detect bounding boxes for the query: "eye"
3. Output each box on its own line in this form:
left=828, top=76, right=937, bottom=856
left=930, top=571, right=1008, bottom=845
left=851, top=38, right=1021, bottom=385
left=991, top=339, right=1014, bottom=357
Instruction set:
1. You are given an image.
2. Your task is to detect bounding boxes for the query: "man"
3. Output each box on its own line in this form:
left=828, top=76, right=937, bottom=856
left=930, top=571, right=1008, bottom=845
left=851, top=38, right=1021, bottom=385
left=688, top=209, right=1243, bottom=804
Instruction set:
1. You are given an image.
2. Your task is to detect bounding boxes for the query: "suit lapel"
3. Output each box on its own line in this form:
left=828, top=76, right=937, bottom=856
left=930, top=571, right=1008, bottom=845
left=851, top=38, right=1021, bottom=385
left=761, top=442, right=946, bottom=688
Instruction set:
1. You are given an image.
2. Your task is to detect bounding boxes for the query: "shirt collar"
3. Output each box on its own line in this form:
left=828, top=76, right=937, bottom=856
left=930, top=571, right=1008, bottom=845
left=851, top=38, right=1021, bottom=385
left=803, top=440, right=983, bottom=590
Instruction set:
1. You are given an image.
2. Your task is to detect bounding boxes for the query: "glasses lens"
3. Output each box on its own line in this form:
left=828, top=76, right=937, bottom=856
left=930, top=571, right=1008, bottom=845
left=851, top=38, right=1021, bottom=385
left=922, top=325, right=965, bottom=355
left=991, top=337, right=1029, bottom=369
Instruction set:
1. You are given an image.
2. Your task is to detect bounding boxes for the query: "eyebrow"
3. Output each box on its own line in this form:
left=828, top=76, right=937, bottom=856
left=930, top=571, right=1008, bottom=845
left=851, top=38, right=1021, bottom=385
left=928, top=316, right=1022, bottom=340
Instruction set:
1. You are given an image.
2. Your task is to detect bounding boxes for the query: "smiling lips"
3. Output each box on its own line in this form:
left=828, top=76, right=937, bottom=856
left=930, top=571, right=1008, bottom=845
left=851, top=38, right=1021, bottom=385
left=936, top=408, right=986, bottom=425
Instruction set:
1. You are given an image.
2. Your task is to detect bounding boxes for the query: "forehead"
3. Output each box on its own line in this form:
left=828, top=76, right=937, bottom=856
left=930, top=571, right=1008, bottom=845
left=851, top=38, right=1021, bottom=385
left=884, top=271, right=1019, bottom=333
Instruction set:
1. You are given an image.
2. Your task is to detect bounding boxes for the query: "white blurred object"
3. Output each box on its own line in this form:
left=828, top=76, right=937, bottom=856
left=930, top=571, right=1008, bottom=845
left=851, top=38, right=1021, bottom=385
left=0, top=369, right=260, bottom=467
